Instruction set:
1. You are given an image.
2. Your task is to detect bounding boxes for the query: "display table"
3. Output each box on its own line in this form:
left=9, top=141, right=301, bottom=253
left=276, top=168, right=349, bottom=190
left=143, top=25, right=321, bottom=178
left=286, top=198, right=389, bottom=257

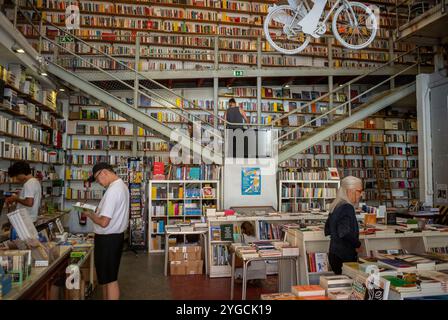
left=2, top=246, right=71, bottom=300
left=229, top=251, right=300, bottom=300
left=164, top=230, right=209, bottom=276
left=207, top=213, right=327, bottom=278
left=34, top=211, right=68, bottom=231
left=286, top=227, right=448, bottom=285
left=65, top=246, right=96, bottom=300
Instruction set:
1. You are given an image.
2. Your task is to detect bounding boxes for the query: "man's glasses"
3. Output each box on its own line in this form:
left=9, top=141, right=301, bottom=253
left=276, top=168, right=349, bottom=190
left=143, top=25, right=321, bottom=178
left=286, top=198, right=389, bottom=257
left=94, top=169, right=104, bottom=182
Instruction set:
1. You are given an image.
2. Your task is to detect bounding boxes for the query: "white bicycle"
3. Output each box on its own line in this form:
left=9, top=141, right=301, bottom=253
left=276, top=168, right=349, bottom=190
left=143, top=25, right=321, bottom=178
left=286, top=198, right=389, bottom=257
left=264, top=0, right=378, bottom=54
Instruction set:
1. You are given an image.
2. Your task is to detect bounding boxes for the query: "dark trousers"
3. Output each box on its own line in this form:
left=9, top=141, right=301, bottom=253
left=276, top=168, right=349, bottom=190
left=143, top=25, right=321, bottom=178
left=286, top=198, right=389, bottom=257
left=328, top=252, right=357, bottom=275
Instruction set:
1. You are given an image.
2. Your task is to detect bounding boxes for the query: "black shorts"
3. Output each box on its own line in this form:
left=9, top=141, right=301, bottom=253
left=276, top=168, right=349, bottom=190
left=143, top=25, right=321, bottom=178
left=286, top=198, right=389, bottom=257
left=94, top=233, right=124, bottom=285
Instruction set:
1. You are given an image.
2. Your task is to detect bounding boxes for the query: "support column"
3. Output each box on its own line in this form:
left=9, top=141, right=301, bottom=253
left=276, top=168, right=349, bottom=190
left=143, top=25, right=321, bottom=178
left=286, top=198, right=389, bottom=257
left=132, top=34, right=140, bottom=158
left=328, top=42, right=335, bottom=167
left=257, top=76, right=262, bottom=124
left=214, top=77, right=219, bottom=129
left=416, top=74, right=433, bottom=206
left=389, top=37, right=395, bottom=89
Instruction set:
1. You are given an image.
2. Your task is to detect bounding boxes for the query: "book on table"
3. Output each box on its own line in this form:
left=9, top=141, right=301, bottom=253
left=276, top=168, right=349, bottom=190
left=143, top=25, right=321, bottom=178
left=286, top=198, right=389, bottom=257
left=292, top=285, right=326, bottom=297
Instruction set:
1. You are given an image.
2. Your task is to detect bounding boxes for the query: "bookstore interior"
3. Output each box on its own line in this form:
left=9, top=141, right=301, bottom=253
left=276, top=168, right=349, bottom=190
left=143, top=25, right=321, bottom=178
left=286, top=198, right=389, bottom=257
left=0, top=0, right=448, bottom=302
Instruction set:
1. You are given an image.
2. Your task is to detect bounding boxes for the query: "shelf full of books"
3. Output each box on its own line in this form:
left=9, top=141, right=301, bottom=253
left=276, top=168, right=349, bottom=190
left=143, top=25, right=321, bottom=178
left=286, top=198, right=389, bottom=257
left=278, top=177, right=340, bottom=214
left=278, top=110, right=419, bottom=208
left=149, top=179, right=220, bottom=253
left=10, top=0, right=418, bottom=71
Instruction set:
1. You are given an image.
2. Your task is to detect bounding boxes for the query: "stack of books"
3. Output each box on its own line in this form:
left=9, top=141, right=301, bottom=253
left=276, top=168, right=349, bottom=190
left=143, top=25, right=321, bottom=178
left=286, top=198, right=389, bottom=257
left=236, top=246, right=259, bottom=260
left=291, top=285, right=329, bottom=300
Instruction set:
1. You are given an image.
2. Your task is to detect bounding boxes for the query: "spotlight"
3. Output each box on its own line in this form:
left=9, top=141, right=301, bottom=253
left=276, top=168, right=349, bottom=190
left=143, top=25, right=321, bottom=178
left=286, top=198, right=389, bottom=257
left=284, top=84, right=290, bottom=88
left=12, top=44, right=25, bottom=54
left=40, top=71, right=48, bottom=77
left=59, top=88, right=65, bottom=92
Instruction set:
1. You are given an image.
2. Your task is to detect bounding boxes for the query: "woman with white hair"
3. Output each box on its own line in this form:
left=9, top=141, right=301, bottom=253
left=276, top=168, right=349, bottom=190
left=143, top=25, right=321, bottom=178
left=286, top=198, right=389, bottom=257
left=324, top=176, right=364, bottom=274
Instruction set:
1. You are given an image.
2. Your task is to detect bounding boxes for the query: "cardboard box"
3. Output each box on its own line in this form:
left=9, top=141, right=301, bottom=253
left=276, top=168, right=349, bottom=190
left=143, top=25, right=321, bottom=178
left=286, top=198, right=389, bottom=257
left=185, top=260, right=203, bottom=275
left=169, top=246, right=202, bottom=261
left=170, top=260, right=187, bottom=275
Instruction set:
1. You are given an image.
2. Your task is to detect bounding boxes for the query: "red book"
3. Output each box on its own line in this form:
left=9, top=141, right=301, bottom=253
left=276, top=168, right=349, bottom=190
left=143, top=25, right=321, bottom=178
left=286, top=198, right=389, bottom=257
left=153, top=162, right=165, bottom=180
left=101, top=32, right=116, bottom=41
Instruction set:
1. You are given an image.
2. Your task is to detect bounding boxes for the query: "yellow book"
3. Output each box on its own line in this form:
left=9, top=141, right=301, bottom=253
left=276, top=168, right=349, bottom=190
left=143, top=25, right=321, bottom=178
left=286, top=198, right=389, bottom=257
left=73, top=139, right=79, bottom=149
left=138, top=127, right=144, bottom=136
left=151, top=187, right=157, bottom=200
left=222, top=0, right=227, bottom=9
left=66, top=188, right=72, bottom=200
left=176, top=98, right=182, bottom=107
left=267, top=116, right=272, bottom=125
left=65, top=168, right=71, bottom=180
left=157, top=113, right=163, bottom=122
left=179, top=187, right=184, bottom=199
left=273, top=102, right=278, bottom=112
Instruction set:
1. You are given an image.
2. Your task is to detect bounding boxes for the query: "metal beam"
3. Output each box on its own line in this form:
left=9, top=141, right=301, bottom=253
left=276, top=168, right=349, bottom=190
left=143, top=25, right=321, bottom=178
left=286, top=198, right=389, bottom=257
left=278, top=82, right=416, bottom=163
left=47, top=62, right=222, bottom=164
left=76, top=66, right=431, bottom=82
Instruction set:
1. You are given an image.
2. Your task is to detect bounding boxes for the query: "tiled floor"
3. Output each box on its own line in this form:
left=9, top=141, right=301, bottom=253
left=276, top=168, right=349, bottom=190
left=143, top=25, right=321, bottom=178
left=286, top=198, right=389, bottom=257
left=92, top=251, right=278, bottom=300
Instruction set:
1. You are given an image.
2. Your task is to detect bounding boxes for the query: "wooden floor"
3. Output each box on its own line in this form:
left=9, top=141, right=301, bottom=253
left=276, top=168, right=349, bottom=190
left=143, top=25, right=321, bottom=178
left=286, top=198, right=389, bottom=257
left=92, top=251, right=278, bottom=300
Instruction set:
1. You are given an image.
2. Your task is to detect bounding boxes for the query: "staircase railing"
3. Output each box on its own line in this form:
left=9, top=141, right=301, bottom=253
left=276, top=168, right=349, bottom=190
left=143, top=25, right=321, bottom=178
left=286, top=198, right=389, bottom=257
left=273, top=46, right=423, bottom=149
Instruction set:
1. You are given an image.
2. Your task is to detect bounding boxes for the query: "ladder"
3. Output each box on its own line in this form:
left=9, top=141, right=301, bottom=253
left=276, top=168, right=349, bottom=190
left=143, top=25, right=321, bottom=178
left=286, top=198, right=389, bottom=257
left=372, top=141, right=394, bottom=207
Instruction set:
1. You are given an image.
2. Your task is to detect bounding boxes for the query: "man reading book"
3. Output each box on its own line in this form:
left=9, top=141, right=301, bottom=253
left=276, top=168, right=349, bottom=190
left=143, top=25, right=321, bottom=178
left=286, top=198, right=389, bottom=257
left=83, top=163, right=129, bottom=300
left=6, top=161, right=42, bottom=222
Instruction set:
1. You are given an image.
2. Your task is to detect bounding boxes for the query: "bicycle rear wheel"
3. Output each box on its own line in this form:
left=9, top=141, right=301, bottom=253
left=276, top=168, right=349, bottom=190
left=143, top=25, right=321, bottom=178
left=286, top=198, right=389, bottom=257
left=264, top=4, right=310, bottom=55
left=332, top=1, right=378, bottom=50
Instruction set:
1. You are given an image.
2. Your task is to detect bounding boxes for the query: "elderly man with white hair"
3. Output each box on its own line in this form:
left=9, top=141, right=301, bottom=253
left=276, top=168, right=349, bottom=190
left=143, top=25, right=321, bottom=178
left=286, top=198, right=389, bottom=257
left=324, top=176, right=364, bottom=274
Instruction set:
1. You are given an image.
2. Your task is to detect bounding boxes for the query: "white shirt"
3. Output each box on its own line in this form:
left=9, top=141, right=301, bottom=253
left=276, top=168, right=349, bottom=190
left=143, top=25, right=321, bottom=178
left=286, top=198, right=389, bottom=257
left=94, top=178, right=129, bottom=235
left=17, top=178, right=41, bottom=223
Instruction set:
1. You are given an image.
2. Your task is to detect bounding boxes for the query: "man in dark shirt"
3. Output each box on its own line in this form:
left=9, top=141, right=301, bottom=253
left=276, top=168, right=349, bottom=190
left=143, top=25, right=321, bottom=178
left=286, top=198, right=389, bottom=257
left=224, top=98, right=248, bottom=129
left=224, top=98, right=249, bottom=157
left=324, top=176, right=364, bottom=274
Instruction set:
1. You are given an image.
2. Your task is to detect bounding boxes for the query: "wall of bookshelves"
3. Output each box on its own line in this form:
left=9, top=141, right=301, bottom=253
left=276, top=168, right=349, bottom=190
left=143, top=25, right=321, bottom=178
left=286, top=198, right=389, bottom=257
left=0, top=61, right=66, bottom=217
left=149, top=179, right=220, bottom=252
left=279, top=113, right=419, bottom=208
left=10, top=0, right=417, bottom=72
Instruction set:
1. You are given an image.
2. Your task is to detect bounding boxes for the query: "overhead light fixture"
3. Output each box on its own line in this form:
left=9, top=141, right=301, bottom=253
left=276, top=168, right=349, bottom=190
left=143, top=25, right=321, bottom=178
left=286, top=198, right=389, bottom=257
left=227, top=86, right=232, bottom=90
left=40, top=71, right=48, bottom=77
left=284, top=84, right=290, bottom=88
left=12, top=44, right=25, bottom=54
left=58, top=88, right=65, bottom=92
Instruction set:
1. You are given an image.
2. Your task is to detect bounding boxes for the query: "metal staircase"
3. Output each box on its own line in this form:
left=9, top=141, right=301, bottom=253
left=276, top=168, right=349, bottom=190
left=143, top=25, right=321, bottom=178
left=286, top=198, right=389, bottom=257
left=274, top=48, right=422, bottom=163
left=7, top=0, right=226, bottom=164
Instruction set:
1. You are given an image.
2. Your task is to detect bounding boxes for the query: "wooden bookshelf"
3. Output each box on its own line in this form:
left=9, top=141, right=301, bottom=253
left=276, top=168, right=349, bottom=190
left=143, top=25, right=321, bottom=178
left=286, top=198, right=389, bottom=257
left=15, top=0, right=415, bottom=71
left=149, top=179, right=220, bottom=253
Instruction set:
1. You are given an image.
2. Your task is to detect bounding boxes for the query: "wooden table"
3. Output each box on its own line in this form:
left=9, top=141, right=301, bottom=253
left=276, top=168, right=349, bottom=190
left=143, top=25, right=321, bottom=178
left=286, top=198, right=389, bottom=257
left=3, top=246, right=71, bottom=300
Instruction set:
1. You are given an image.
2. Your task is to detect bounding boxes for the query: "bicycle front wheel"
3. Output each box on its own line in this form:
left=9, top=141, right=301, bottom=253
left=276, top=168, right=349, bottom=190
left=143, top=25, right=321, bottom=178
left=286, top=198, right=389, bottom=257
left=332, top=1, right=378, bottom=50
left=264, top=4, right=310, bottom=55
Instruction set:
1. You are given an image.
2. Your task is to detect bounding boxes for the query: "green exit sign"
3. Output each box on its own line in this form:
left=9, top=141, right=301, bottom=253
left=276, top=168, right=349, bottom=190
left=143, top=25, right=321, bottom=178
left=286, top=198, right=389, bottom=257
left=233, top=70, right=244, bottom=77
left=58, top=35, right=74, bottom=44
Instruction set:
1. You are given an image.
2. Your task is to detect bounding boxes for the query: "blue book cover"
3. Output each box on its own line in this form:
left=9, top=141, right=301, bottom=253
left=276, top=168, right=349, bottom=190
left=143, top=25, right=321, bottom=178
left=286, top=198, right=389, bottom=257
left=189, top=167, right=201, bottom=180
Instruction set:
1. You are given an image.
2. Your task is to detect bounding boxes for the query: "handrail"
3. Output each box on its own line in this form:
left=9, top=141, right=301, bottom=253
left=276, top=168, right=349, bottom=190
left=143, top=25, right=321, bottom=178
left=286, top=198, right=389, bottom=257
left=276, top=62, right=419, bottom=144
left=272, top=45, right=421, bottom=126
left=13, top=0, right=234, bottom=128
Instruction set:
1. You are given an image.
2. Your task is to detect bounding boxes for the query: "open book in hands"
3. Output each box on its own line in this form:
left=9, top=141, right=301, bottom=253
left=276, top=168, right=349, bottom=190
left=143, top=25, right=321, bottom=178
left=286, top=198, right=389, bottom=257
left=72, top=202, right=97, bottom=213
